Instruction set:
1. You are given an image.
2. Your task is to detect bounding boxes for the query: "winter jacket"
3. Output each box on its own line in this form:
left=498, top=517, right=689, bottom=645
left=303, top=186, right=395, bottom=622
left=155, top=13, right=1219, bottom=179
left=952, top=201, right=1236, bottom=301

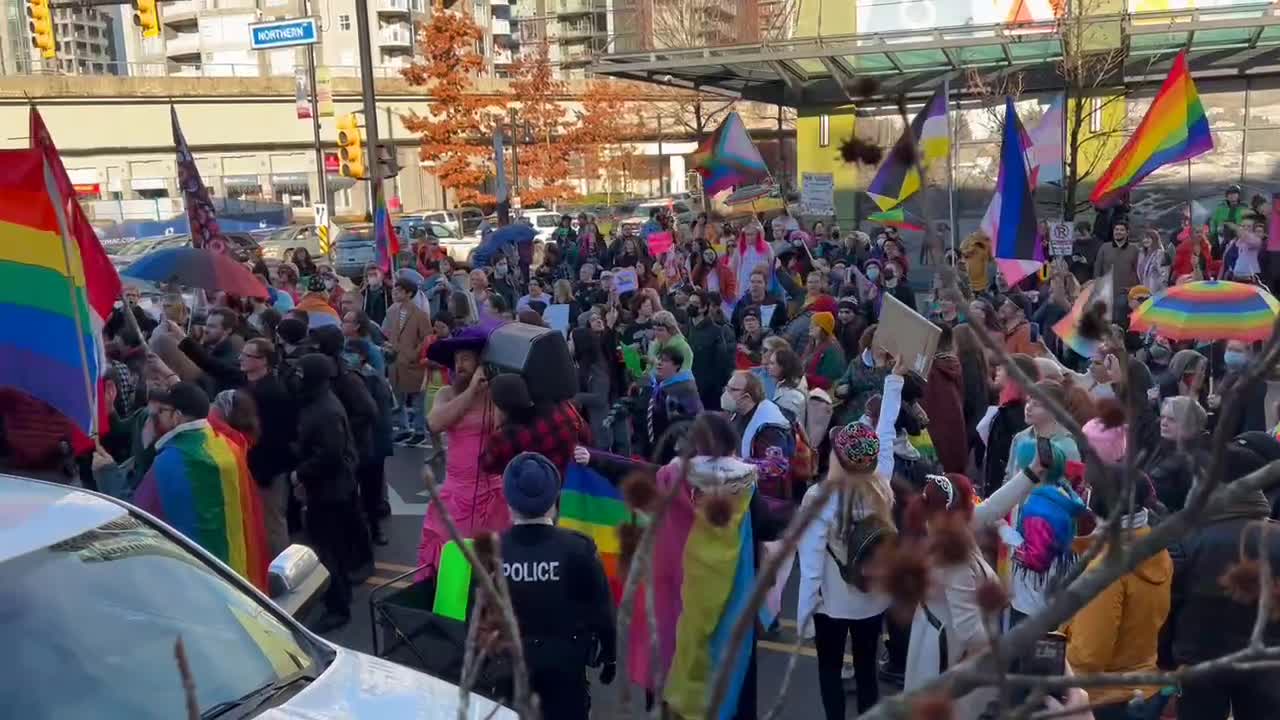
left=688, top=317, right=735, bottom=410
left=1168, top=493, right=1280, bottom=667
left=1171, top=236, right=1214, bottom=280
left=646, top=333, right=694, bottom=375
left=293, top=356, right=357, bottom=502
left=1066, top=525, right=1172, bottom=706
left=358, top=366, right=396, bottom=462
left=1002, top=320, right=1040, bottom=357
left=982, top=399, right=1026, bottom=496
left=730, top=290, right=789, bottom=335
left=1095, top=240, right=1141, bottom=293
left=382, top=301, right=433, bottom=394
left=574, top=362, right=612, bottom=451
left=922, top=353, right=968, bottom=473
left=833, top=359, right=888, bottom=426
left=1140, top=438, right=1209, bottom=514
left=246, top=373, right=297, bottom=484
left=647, top=370, right=703, bottom=460
left=803, top=340, right=845, bottom=390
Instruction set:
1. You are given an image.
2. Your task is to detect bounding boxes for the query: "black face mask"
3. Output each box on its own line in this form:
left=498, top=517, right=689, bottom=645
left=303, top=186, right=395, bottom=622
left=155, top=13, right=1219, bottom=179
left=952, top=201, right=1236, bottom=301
left=689, top=305, right=703, bottom=317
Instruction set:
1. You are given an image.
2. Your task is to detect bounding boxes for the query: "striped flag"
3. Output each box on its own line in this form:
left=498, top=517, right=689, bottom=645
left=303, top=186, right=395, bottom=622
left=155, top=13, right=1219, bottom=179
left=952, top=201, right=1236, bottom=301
left=1028, top=93, right=1064, bottom=186
left=558, top=464, right=628, bottom=600
left=172, top=106, right=226, bottom=254
left=991, top=97, right=1042, bottom=287
left=373, top=180, right=400, bottom=273
left=866, top=86, right=950, bottom=212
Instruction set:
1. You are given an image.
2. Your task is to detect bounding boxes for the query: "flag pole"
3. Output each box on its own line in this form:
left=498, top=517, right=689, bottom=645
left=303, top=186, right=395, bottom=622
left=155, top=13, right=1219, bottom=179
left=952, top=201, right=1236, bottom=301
left=945, top=77, right=957, bottom=258
left=48, top=162, right=99, bottom=437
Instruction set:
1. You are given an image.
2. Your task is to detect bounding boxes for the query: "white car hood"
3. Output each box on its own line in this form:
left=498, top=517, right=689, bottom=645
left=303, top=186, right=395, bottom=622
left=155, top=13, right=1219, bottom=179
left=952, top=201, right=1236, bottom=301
left=259, top=647, right=515, bottom=720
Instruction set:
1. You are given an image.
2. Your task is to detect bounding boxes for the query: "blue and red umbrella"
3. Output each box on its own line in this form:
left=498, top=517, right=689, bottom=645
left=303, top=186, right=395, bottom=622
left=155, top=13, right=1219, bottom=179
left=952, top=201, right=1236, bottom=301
left=123, top=246, right=269, bottom=299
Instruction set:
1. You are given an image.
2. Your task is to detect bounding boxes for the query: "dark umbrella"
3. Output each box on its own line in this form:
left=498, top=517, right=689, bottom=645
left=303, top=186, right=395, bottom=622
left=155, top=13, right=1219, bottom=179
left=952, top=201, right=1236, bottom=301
left=123, top=246, right=269, bottom=299
left=472, top=224, right=537, bottom=267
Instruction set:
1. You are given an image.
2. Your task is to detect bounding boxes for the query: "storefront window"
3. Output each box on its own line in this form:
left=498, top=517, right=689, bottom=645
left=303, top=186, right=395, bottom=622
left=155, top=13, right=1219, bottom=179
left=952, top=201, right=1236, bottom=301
left=1248, top=83, right=1280, bottom=128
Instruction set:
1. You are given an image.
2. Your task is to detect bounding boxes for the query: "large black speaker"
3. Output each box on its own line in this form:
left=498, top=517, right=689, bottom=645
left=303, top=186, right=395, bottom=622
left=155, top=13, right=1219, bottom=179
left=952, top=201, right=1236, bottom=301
left=481, top=322, right=578, bottom=404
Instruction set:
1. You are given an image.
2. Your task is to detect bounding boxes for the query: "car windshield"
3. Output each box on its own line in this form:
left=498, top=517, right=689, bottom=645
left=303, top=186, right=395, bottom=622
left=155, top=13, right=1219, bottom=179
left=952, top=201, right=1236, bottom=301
left=0, top=514, right=324, bottom=719
left=534, top=215, right=559, bottom=228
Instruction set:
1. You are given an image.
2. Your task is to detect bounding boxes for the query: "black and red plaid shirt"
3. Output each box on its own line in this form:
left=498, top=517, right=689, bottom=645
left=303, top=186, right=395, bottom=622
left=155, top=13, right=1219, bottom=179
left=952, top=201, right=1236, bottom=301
left=480, top=402, right=591, bottom=478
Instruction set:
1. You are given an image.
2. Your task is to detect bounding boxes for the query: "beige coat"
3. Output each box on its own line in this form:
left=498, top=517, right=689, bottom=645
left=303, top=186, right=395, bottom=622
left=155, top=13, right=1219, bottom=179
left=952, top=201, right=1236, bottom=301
left=382, top=301, right=432, bottom=394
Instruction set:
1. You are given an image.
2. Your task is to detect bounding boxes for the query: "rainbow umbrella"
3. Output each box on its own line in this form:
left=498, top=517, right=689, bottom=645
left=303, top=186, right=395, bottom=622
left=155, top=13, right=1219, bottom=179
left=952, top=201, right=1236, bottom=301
left=1129, top=281, right=1280, bottom=342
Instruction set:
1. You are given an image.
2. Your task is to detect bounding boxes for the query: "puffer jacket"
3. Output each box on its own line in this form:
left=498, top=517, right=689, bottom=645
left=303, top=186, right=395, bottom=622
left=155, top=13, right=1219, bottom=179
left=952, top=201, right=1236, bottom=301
left=1066, top=525, right=1172, bottom=707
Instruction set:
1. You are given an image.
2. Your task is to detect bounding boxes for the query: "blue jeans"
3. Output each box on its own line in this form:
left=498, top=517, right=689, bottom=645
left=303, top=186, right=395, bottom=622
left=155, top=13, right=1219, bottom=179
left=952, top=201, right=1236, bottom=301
left=395, top=391, right=425, bottom=434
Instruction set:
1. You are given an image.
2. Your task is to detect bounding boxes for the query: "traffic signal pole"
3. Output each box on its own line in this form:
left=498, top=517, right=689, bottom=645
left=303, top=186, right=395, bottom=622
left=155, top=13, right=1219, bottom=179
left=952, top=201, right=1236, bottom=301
left=352, top=0, right=382, bottom=217
left=303, top=0, right=328, bottom=220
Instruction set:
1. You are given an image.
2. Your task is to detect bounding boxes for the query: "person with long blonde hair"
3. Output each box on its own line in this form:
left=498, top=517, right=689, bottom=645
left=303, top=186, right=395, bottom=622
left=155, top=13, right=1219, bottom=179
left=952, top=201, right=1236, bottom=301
left=798, top=358, right=904, bottom=718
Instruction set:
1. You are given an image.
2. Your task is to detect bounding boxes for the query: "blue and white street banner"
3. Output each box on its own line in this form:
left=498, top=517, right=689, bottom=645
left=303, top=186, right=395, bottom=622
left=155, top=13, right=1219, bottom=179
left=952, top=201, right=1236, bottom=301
left=249, top=17, right=319, bottom=50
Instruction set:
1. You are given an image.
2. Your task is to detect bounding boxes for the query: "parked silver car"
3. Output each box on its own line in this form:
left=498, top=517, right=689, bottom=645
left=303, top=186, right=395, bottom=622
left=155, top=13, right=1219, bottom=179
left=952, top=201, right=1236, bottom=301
left=0, top=474, right=514, bottom=720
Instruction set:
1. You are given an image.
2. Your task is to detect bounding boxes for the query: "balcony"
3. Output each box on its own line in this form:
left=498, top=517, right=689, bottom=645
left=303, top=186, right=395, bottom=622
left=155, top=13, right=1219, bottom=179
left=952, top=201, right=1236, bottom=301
left=557, top=21, right=595, bottom=38
left=163, top=0, right=201, bottom=24
left=375, top=0, right=411, bottom=16
left=378, top=27, right=414, bottom=47
left=164, top=32, right=202, bottom=59
left=491, top=18, right=511, bottom=35
left=558, top=0, right=595, bottom=15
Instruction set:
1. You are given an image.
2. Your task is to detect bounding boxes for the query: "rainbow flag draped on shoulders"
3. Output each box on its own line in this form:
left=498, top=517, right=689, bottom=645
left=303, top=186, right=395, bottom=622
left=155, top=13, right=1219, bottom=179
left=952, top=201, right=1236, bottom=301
left=1090, top=49, right=1213, bottom=206
left=134, top=421, right=269, bottom=591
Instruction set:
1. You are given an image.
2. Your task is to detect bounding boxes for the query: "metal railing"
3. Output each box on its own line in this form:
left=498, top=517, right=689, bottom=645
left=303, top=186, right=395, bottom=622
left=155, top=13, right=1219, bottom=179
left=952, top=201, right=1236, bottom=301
left=3, top=58, right=410, bottom=79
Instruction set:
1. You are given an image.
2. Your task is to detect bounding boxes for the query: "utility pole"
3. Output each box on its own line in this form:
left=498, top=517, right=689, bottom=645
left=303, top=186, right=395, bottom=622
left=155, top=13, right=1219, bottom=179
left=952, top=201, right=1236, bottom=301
left=304, top=0, right=328, bottom=219
left=353, top=0, right=382, bottom=217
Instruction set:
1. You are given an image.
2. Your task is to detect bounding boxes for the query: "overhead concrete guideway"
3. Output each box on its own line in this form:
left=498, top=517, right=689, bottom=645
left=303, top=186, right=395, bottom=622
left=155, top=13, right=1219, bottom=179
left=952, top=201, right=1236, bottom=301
left=588, top=4, right=1280, bottom=106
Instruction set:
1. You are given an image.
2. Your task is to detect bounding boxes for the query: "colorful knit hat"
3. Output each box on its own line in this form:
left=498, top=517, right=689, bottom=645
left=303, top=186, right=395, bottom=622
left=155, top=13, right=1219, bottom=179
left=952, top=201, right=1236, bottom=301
left=830, top=421, right=879, bottom=472
left=812, top=311, right=835, bottom=336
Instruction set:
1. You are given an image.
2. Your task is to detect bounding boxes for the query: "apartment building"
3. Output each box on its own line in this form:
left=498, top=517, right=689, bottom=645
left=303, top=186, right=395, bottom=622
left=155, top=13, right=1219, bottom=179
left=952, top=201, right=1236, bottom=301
left=0, top=0, right=124, bottom=74
left=510, top=0, right=610, bottom=78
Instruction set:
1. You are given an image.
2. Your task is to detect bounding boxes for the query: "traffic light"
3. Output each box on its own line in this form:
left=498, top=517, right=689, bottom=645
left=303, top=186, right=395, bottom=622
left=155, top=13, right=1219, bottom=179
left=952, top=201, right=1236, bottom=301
left=26, top=0, right=55, bottom=60
left=336, top=113, right=366, bottom=179
left=133, top=0, right=160, bottom=39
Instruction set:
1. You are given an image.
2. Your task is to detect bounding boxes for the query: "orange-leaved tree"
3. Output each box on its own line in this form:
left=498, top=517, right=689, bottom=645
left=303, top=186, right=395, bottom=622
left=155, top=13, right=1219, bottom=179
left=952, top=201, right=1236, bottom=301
left=400, top=8, right=498, bottom=207
left=571, top=79, right=644, bottom=201
left=508, top=42, right=577, bottom=207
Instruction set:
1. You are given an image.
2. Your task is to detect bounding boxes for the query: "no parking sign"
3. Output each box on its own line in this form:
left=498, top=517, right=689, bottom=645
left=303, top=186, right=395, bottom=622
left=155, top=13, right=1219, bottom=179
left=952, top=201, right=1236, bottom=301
left=1049, top=220, right=1073, bottom=257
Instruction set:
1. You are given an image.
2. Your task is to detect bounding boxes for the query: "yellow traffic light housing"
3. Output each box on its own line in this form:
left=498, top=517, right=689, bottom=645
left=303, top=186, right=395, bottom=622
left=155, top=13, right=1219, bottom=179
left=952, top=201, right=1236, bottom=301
left=27, top=0, right=55, bottom=60
left=336, top=113, right=366, bottom=179
left=133, top=0, right=160, bottom=39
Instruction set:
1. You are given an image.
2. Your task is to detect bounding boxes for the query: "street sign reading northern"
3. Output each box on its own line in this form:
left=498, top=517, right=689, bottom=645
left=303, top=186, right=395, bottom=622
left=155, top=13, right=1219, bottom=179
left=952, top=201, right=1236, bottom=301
left=249, top=17, right=319, bottom=50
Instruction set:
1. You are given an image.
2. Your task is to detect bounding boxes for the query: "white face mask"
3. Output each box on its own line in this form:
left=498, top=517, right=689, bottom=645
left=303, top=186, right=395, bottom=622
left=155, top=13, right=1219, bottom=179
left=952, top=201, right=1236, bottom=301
left=720, top=391, right=740, bottom=414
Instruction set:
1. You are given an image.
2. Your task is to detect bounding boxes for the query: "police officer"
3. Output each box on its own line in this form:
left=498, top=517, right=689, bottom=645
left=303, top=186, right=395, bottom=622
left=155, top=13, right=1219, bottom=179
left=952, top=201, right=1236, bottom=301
left=498, top=452, right=616, bottom=720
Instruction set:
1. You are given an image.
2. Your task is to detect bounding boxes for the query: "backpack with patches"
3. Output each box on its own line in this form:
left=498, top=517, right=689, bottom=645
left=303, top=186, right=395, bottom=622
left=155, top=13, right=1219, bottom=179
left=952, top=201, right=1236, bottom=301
left=826, top=493, right=897, bottom=592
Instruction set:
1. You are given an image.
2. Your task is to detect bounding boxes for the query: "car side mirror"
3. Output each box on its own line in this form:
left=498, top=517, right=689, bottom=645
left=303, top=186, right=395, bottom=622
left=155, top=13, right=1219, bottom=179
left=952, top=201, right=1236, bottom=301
left=268, top=544, right=330, bottom=618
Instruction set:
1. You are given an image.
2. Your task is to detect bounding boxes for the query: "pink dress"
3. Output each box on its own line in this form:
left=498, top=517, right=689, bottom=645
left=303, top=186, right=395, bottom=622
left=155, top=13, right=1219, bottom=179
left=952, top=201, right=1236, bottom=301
left=415, top=400, right=510, bottom=580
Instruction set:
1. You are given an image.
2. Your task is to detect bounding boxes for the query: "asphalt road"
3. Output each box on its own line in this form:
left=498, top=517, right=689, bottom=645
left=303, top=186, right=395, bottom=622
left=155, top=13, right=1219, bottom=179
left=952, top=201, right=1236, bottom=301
left=317, top=443, right=865, bottom=717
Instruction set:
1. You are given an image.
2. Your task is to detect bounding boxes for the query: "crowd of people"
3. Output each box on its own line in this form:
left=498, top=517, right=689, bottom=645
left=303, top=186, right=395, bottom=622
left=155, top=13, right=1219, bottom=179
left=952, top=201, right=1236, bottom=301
left=4, top=183, right=1280, bottom=719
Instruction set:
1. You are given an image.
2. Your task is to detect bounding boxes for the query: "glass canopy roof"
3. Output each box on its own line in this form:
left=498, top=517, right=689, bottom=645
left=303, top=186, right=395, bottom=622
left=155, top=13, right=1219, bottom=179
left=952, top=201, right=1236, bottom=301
left=588, top=4, right=1280, bottom=106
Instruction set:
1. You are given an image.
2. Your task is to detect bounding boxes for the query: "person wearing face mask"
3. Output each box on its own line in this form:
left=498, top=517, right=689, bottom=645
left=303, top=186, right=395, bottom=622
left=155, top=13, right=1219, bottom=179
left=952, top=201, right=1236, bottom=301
left=832, top=326, right=889, bottom=425
left=879, top=259, right=917, bottom=314
left=1211, top=339, right=1269, bottom=436
left=490, top=256, right=521, bottom=310
left=1094, top=219, right=1140, bottom=310
left=834, top=297, right=866, bottom=360
left=721, top=370, right=794, bottom=510
left=360, top=265, right=392, bottom=326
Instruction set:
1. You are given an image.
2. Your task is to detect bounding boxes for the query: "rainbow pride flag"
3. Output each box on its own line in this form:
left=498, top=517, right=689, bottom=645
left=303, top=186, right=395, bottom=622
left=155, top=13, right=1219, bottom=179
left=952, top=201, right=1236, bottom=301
left=559, top=464, right=627, bottom=600
left=373, top=180, right=401, bottom=273
left=1090, top=50, right=1213, bottom=206
left=0, top=148, right=112, bottom=434
left=693, top=112, right=770, bottom=197
left=134, top=421, right=270, bottom=591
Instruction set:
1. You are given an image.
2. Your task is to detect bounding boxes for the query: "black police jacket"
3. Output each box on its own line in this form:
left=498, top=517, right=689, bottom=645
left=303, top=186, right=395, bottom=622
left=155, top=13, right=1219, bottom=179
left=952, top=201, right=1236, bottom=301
left=499, top=523, right=617, bottom=671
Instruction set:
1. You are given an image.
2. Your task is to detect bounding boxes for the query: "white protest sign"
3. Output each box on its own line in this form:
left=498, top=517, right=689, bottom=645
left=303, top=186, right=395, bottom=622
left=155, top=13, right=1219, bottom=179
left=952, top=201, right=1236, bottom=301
left=801, top=172, right=834, bottom=215
left=543, top=303, right=570, bottom=336
left=1049, top=220, right=1073, bottom=257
